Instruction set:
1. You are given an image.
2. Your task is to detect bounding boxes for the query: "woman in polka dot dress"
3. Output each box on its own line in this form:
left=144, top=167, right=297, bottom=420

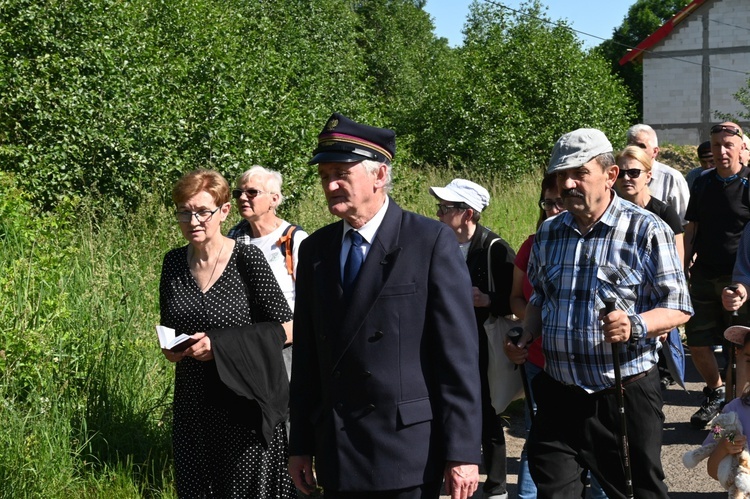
left=160, top=169, right=296, bottom=498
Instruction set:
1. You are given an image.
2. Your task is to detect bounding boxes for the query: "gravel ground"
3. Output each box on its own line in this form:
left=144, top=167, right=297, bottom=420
left=442, top=349, right=728, bottom=498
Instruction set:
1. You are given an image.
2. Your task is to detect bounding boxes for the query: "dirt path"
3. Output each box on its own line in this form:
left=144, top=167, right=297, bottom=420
left=442, top=350, right=727, bottom=498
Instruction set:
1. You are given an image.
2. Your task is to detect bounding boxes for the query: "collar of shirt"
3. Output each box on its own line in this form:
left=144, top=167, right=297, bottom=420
left=340, top=197, right=390, bottom=275
left=558, top=190, right=621, bottom=235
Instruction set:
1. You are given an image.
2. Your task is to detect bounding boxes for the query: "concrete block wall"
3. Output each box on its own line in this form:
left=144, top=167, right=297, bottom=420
left=706, top=1, right=750, bottom=49
left=643, top=56, right=702, bottom=125
left=652, top=15, right=703, bottom=52
left=709, top=52, right=750, bottom=117
left=640, top=0, right=750, bottom=145
left=657, top=128, right=701, bottom=145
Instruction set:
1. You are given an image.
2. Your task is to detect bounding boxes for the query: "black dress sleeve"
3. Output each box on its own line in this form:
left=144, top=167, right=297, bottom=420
left=236, top=243, right=293, bottom=324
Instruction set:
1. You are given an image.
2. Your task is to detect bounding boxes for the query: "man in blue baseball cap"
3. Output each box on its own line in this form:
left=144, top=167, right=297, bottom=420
left=289, top=113, right=482, bottom=499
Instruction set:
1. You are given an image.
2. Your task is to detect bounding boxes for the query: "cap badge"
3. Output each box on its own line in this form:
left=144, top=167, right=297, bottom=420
left=325, top=119, right=339, bottom=131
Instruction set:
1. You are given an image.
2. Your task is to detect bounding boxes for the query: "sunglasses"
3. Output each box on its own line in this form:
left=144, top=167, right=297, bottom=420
left=617, top=168, right=645, bottom=179
left=538, top=198, right=564, bottom=211
left=232, top=188, right=265, bottom=199
left=710, top=125, right=743, bottom=137
left=436, top=204, right=466, bottom=215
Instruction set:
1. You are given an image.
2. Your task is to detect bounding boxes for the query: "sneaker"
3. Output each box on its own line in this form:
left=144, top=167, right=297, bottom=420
left=690, top=386, right=725, bottom=429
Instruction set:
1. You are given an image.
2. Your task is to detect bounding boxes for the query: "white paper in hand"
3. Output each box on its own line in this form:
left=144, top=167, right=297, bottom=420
left=156, top=325, right=199, bottom=352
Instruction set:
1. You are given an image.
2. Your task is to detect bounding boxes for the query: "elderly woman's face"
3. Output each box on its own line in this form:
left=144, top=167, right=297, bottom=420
left=235, top=175, right=277, bottom=222
left=175, top=190, right=229, bottom=245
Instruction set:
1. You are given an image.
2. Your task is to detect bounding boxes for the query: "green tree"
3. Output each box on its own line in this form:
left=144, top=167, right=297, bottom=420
left=352, top=0, right=461, bottom=162
left=0, top=0, right=372, bottom=210
left=595, top=0, right=690, bottom=121
left=413, top=0, right=634, bottom=176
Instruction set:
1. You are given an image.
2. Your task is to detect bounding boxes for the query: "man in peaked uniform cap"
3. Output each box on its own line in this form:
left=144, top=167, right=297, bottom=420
left=288, top=113, right=482, bottom=499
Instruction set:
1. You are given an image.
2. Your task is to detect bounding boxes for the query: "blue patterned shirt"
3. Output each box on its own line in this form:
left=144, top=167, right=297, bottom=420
left=528, top=193, right=693, bottom=393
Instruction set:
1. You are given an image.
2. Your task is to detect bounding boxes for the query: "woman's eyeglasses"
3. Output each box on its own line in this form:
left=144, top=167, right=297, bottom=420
left=232, top=188, right=265, bottom=199
left=617, top=169, right=645, bottom=179
left=538, top=198, right=564, bottom=211
left=174, top=207, right=220, bottom=224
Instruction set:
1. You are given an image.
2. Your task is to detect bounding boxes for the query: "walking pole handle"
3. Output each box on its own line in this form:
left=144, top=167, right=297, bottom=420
left=507, top=326, right=523, bottom=345
left=728, top=284, right=740, bottom=317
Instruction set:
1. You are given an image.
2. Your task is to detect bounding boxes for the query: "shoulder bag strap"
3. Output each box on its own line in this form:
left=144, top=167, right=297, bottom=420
left=276, top=224, right=299, bottom=279
left=486, top=237, right=499, bottom=293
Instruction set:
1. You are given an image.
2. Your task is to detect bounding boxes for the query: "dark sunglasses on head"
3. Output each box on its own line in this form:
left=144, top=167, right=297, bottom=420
left=617, top=168, right=644, bottom=179
left=232, top=188, right=265, bottom=199
left=710, top=125, right=743, bottom=137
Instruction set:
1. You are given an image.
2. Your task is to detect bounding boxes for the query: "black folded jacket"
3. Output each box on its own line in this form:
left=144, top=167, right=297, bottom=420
left=207, top=322, right=288, bottom=447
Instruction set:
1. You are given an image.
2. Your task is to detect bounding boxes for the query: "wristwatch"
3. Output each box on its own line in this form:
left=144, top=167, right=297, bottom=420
left=628, top=314, right=647, bottom=342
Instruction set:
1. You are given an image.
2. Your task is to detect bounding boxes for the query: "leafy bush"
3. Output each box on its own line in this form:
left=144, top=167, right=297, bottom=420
left=1, top=0, right=635, bottom=212
left=410, top=0, right=634, bottom=177
left=0, top=0, right=374, bottom=211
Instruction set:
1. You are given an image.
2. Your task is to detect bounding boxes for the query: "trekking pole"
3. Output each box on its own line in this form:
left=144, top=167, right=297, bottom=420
left=604, top=298, right=634, bottom=499
left=507, top=326, right=534, bottom=423
left=726, top=285, right=740, bottom=402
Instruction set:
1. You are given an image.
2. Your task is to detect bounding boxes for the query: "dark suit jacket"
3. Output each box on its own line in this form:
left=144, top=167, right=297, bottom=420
left=289, top=199, right=482, bottom=492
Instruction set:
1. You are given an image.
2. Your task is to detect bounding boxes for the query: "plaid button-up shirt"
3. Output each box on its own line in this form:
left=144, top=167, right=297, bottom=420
left=529, top=193, right=693, bottom=393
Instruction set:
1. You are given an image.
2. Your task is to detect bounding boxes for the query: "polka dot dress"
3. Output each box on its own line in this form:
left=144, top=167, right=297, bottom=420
left=159, top=242, right=296, bottom=498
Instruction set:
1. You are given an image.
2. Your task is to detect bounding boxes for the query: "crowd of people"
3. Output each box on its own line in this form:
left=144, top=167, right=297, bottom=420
left=156, top=114, right=750, bottom=499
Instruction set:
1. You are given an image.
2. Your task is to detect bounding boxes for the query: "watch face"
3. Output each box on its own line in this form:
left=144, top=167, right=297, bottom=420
left=631, top=317, right=643, bottom=339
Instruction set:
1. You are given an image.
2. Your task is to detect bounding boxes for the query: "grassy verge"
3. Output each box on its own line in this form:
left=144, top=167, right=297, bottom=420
left=0, top=166, right=541, bottom=497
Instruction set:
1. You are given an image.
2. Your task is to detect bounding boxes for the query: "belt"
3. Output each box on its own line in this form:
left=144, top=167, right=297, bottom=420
left=552, top=366, right=655, bottom=396
left=599, top=366, right=655, bottom=395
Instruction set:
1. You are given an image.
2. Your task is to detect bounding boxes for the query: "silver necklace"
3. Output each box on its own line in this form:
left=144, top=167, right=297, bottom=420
left=191, top=238, right=226, bottom=292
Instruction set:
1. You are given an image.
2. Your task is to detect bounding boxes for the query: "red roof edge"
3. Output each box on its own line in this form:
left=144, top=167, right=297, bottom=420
left=619, top=0, right=709, bottom=66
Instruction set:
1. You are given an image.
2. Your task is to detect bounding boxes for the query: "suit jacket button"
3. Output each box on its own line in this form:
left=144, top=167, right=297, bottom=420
left=366, top=403, right=376, bottom=412
left=361, top=371, right=371, bottom=378
left=320, top=334, right=327, bottom=341
left=333, top=370, right=341, bottom=379
left=369, top=331, right=384, bottom=342
left=335, top=402, right=343, bottom=410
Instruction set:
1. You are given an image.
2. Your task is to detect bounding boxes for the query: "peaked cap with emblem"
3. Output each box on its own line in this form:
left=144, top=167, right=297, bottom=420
left=308, top=113, right=396, bottom=165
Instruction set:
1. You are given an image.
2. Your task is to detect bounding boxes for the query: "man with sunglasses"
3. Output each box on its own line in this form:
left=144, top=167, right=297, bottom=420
left=684, top=122, right=750, bottom=429
left=511, top=128, right=692, bottom=498
left=430, top=179, right=516, bottom=499
left=626, top=123, right=691, bottom=225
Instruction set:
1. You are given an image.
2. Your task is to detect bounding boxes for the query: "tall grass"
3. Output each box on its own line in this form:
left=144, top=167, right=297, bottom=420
left=0, top=167, right=541, bottom=497
left=287, top=165, right=542, bottom=250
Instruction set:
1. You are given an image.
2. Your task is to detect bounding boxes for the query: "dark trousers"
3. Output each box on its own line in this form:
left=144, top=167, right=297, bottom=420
left=479, top=325, right=507, bottom=496
left=323, top=479, right=442, bottom=499
left=528, top=368, right=668, bottom=499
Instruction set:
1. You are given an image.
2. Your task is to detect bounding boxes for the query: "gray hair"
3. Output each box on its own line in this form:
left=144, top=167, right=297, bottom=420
left=626, top=124, right=659, bottom=147
left=362, top=159, right=393, bottom=194
left=237, top=165, right=285, bottom=205
left=594, top=152, right=616, bottom=170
